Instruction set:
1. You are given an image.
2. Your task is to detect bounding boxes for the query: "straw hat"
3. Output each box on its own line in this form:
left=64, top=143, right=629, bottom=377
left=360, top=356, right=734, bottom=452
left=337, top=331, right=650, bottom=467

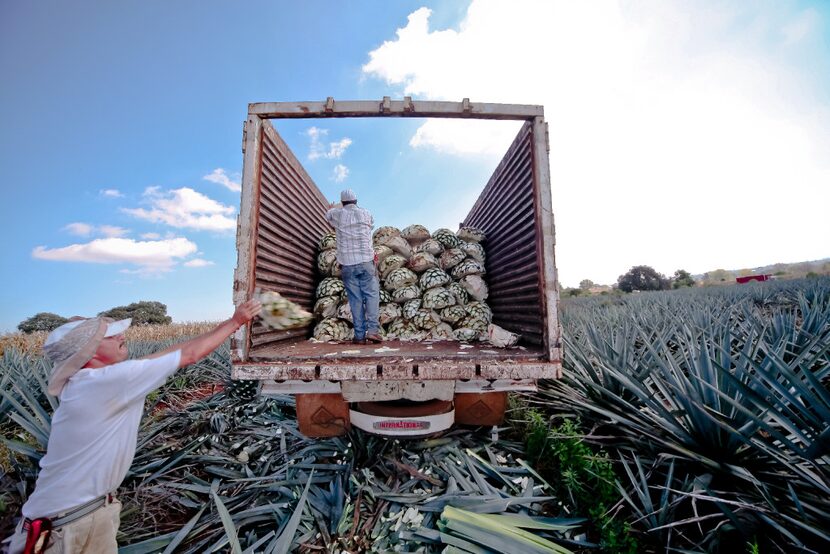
left=43, top=318, right=132, bottom=396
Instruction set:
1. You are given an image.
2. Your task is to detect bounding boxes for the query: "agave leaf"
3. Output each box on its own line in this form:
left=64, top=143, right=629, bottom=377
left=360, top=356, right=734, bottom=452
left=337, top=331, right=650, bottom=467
left=440, top=506, right=572, bottom=553
left=9, top=378, right=53, bottom=432
left=162, top=505, right=206, bottom=554
left=8, top=411, right=49, bottom=448
left=269, top=469, right=314, bottom=554
left=211, top=489, right=242, bottom=554
left=117, top=532, right=177, bottom=553
left=1, top=437, right=43, bottom=461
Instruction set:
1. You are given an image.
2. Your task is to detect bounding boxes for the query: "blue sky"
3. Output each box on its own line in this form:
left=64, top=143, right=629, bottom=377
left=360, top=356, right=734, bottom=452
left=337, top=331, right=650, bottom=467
left=2, top=0, right=829, bottom=331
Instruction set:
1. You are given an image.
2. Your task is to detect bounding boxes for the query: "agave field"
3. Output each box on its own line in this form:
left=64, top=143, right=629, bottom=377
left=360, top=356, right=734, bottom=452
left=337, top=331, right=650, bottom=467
left=1, top=277, right=828, bottom=553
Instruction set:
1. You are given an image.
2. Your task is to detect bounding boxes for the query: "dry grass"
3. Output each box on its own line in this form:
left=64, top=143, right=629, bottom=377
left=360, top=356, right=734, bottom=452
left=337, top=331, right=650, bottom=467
left=0, top=322, right=219, bottom=356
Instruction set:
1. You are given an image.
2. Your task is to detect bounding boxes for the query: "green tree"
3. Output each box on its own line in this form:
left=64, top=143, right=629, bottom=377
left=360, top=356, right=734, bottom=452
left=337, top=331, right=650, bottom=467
left=579, top=279, right=595, bottom=290
left=672, top=269, right=695, bottom=289
left=706, top=268, right=732, bottom=283
left=616, top=265, right=669, bottom=293
left=18, top=312, right=69, bottom=333
left=98, top=301, right=172, bottom=325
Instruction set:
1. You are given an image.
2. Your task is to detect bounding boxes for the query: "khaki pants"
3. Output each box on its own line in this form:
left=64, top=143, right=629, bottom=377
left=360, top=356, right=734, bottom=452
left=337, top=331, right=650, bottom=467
left=4, top=498, right=121, bottom=554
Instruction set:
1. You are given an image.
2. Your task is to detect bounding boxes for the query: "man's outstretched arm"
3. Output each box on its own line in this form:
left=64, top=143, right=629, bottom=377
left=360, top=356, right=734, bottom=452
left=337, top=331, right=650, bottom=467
left=148, top=299, right=261, bottom=367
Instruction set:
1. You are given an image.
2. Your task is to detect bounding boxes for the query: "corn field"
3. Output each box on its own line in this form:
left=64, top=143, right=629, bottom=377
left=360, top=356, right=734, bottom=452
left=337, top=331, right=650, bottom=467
left=1, top=278, right=828, bottom=553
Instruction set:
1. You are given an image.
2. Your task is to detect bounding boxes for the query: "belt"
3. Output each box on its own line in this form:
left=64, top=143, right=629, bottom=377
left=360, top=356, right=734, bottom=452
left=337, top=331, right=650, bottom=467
left=23, top=493, right=115, bottom=530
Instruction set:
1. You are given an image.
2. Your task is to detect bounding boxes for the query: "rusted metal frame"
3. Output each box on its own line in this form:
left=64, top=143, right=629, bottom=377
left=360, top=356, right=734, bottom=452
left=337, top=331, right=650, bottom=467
left=232, top=116, right=264, bottom=363
left=255, top=207, right=321, bottom=265
left=261, top=380, right=341, bottom=395
left=486, top=257, right=538, bottom=288
left=466, top=179, right=533, bottom=240
left=257, top=162, right=329, bottom=252
left=249, top=99, right=543, bottom=120
left=473, top=184, right=533, bottom=251
left=454, top=379, right=537, bottom=392
left=462, top=123, right=542, bottom=345
left=467, top=174, right=532, bottom=239
left=252, top=233, right=316, bottom=291
left=249, top=120, right=332, bottom=352
left=233, top=362, right=560, bottom=381
left=256, top=198, right=327, bottom=266
left=341, top=380, right=455, bottom=402
left=531, top=116, right=561, bottom=360
left=261, top=379, right=537, bottom=395
left=483, top=217, right=536, bottom=264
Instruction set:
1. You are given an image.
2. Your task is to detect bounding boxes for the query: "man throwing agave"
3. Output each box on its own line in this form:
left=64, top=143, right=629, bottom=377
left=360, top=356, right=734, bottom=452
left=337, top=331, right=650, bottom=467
left=326, top=188, right=382, bottom=345
left=4, top=299, right=261, bottom=554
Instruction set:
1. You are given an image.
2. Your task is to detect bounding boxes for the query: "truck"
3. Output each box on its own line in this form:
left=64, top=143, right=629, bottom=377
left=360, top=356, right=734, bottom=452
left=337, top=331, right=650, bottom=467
left=231, top=97, right=561, bottom=437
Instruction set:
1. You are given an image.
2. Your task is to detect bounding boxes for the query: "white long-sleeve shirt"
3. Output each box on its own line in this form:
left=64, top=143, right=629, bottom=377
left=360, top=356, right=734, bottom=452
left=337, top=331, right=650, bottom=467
left=325, top=204, right=374, bottom=266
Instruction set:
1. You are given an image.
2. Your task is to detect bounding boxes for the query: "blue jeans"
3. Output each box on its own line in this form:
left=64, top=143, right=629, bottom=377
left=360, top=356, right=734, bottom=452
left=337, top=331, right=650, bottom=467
left=341, top=261, right=380, bottom=339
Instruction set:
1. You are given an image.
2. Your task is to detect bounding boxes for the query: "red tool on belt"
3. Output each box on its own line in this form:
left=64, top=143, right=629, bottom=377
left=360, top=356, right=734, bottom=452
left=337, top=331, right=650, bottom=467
left=22, top=518, right=52, bottom=554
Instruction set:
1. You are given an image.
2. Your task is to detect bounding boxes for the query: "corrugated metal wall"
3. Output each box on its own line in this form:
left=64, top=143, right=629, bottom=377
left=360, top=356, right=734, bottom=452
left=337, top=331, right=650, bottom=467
left=463, top=122, right=544, bottom=345
left=250, top=122, right=330, bottom=348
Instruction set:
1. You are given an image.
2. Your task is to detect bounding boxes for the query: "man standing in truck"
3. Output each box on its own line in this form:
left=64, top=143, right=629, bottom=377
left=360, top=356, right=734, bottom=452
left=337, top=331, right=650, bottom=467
left=4, top=299, right=261, bottom=554
left=326, top=189, right=382, bottom=345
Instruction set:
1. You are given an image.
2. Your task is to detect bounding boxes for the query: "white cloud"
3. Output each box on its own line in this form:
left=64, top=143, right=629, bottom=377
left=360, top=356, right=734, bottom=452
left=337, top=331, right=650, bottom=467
left=123, top=187, right=236, bottom=232
left=141, top=232, right=161, bottom=240
left=307, top=127, right=353, bottom=161
left=183, top=258, right=215, bottom=268
left=782, top=8, right=820, bottom=45
left=63, top=222, right=93, bottom=236
left=203, top=168, right=241, bottom=192
left=410, top=119, right=520, bottom=157
left=99, top=225, right=128, bottom=238
left=63, top=222, right=129, bottom=238
left=99, top=189, right=123, bottom=198
left=32, top=237, right=198, bottom=274
left=362, top=1, right=830, bottom=286
left=332, top=164, right=349, bottom=183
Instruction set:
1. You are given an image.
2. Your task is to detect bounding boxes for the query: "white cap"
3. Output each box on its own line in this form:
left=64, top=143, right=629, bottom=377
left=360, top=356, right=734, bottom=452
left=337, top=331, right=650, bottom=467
left=45, top=318, right=132, bottom=347
left=340, top=189, right=357, bottom=202
left=43, top=317, right=133, bottom=396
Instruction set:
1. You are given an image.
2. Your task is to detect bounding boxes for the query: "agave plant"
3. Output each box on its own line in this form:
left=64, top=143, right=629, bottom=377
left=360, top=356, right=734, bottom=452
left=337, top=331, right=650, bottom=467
left=541, top=278, right=830, bottom=552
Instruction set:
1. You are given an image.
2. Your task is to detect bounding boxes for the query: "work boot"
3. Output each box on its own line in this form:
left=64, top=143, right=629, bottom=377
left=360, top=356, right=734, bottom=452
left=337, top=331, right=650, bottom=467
left=365, top=332, right=383, bottom=344
left=352, top=338, right=368, bottom=345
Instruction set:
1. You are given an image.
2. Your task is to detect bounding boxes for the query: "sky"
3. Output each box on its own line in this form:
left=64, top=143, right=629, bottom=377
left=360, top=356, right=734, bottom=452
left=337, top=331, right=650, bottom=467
left=1, top=0, right=828, bottom=331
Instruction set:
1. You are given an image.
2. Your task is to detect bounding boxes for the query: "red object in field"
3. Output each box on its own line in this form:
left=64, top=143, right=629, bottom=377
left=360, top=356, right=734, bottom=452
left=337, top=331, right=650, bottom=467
left=736, top=274, right=772, bottom=284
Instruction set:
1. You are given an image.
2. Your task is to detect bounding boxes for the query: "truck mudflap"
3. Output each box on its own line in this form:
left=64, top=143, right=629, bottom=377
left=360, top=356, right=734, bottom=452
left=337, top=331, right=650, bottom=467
left=349, top=408, right=455, bottom=437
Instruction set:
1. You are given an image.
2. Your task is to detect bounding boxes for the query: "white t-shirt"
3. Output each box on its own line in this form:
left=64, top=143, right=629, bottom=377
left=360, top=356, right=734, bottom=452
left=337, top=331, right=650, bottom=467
left=22, top=350, right=182, bottom=518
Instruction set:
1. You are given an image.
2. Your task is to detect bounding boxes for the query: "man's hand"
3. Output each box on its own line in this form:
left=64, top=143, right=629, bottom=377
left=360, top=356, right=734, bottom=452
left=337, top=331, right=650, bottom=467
left=233, top=298, right=262, bottom=327
left=329, top=201, right=342, bottom=209
left=149, top=298, right=262, bottom=366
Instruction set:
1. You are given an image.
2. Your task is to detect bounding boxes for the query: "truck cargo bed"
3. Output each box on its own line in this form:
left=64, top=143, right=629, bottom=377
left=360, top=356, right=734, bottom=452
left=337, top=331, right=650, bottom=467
left=232, top=99, right=561, bottom=382
left=248, top=338, right=545, bottom=363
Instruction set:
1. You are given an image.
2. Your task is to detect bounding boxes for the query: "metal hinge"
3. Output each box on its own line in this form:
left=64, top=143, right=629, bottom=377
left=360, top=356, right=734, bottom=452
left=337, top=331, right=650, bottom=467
left=242, top=122, right=247, bottom=153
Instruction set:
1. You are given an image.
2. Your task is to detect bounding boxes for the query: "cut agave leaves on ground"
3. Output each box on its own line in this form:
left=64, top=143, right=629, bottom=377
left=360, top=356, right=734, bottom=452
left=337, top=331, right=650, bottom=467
left=3, top=277, right=828, bottom=552
left=437, top=506, right=577, bottom=553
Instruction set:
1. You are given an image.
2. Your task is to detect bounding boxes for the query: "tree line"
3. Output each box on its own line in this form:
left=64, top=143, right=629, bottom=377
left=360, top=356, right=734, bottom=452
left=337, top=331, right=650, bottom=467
left=17, top=301, right=172, bottom=333
left=566, top=266, right=695, bottom=297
